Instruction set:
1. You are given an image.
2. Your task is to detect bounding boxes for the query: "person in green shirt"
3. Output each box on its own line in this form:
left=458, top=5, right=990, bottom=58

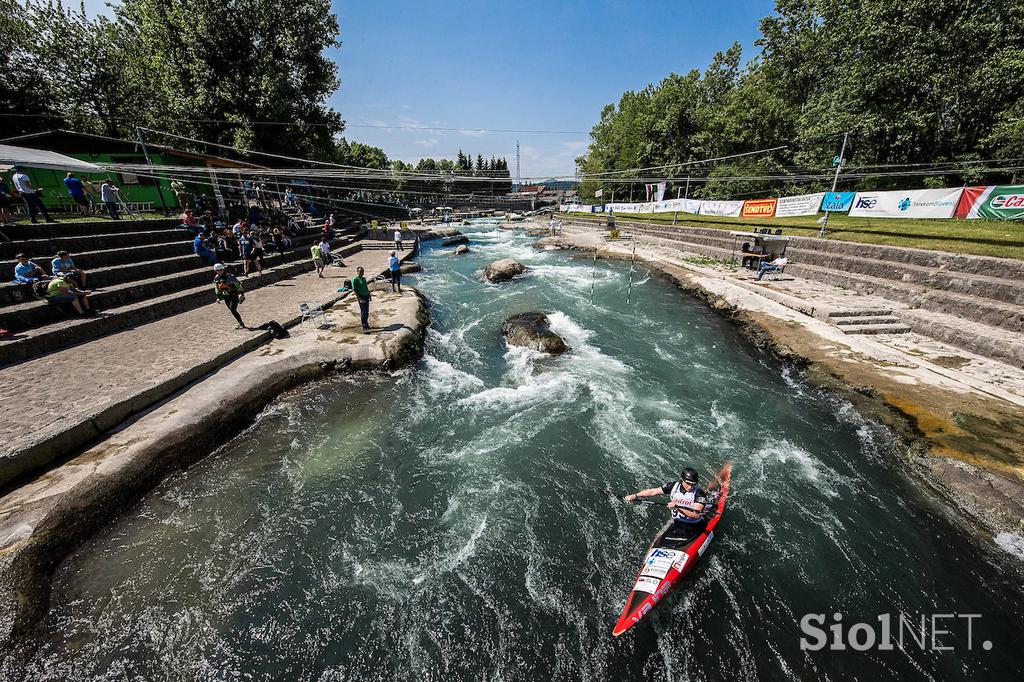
left=310, top=243, right=325, bottom=277
left=212, top=263, right=246, bottom=329
left=45, top=275, right=92, bottom=315
left=351, top=266, right=371, bottom=333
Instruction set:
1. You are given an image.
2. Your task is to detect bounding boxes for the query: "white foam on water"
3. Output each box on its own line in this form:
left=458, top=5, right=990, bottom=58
left=418, top=354, right=485, bottom=397
left=747, top=438, right=843, bottom=498
left=995, top=532, right=1024, bottom=561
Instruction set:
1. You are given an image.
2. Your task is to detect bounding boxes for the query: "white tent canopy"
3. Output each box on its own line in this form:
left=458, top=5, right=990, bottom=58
left=0, top=144, right=102, bottom=173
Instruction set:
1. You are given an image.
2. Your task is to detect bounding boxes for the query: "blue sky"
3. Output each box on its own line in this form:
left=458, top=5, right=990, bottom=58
left=85, top=0, right=775, bottom=177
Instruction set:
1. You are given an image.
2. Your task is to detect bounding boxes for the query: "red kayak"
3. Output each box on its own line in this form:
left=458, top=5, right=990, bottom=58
left=612, top=462, right=732, bottom=637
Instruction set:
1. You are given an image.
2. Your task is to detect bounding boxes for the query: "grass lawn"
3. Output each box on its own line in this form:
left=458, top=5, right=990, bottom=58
left=8, top=211, right=171, bottom=225
left=568, top=211, right=1024, bottom=260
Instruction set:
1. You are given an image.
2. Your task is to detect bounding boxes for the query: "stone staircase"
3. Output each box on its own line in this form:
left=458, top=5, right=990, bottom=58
left=825, top=309, right=911, bottom=335
left=0, top=214, right=363, bottom=366
left=564, top=216, right=1024, bottom=366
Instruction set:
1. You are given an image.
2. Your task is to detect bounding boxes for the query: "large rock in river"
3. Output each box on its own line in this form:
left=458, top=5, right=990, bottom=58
left=502, top=313, right=568, bottom=355
left=454, top=244, right=470, bottom=255
left=442, top=234, right=469, bottom=246
left=484, top=258, right=527, bottom=283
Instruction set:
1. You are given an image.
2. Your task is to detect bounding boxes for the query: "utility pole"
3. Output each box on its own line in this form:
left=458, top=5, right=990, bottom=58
left=136, top=127, right=170, bottom=216
left=818, top=132, right=848, bottom=238
left=515, top=139, right=521, bottom=191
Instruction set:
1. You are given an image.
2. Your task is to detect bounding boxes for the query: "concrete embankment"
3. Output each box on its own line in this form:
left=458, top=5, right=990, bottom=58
left=0, top=285, right=429, bottom=661
left=537, top=230, right=1024, bottom=547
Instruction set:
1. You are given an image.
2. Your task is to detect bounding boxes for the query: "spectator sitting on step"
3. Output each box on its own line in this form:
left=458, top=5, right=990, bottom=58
left=51, top=250, right=86, bottom=288
left=194, top=231, right=217, bottom=265
left=13, top=253, right=50, bottom=284
left=284, top=188, right=296, bottom=206
left=740, top=242, right=758, bottom=269
left=45, top=275, right=92, bottom=315
left=322, top=220, right=335, bottom=241
left=756, top=253, right=788, bottom=281
left=180, top=208, right=201, bottom=235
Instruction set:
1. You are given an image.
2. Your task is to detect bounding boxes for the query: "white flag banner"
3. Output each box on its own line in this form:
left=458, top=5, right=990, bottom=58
left=594, top=188, right=603, bottom=198
left=775, top=192, right=826, bottom=218
left=699, top=200, right=744, bottom=217
left=849, top=188, right=964, bottom=219
left=681, top=198, right=703, bottom=214
left=655, top=182, right=667, bottom=202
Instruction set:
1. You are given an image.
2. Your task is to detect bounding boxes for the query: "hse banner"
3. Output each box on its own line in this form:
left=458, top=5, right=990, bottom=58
left=955, top=185, right=1024, bottom=219
left=776, top=192, right=826, bottom=218
left=849, top=188, right=963, bottom=219
left=700, top=200, right=744, bottom=217
left=742, top=198, right=777, bottom=218
left=820, top=191, right=856, bottom=212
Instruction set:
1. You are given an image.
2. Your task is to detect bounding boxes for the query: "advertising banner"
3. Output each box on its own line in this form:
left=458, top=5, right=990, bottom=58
left=699, top=200, right=744, bottom=217
left=849, top=188, right=963, bottom=219
left=681, top=198, right=703, bottom=214
left=741, top=198, right=777, bottom=218
left=559, top=204, right=569, bottom=212
left=652, top=200, right=678, bottom=213
left=775, top=192, right=826, bottom=218
left=820, top=191, right=856, bottom=212
left=955, top=185, right=1024, bottom=220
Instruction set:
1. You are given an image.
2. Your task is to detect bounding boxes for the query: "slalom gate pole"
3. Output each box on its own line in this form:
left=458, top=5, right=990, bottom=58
left=625, top=240, right=637, bottom=305
left=590, top=249, right=598, bottom=304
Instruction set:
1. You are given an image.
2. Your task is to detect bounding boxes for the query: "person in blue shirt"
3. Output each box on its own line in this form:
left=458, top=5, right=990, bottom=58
left=193, top=232, right=217, bottom=265
left=63, top=173, right=87, bottom=216
left=388, top=250, right=402, bottom=293
left=13, top=253, right=50, bottom=284
left=51, top=250, right=86, bottom=287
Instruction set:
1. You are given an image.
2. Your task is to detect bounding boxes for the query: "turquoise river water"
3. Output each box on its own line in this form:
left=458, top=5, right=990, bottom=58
left=22, top=220, right=1024, bottom=681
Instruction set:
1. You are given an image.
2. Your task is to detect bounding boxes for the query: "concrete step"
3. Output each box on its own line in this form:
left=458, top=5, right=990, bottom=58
left=788, top=262, right=1024, bottom=333
left=827, top=309, right=895, bottom=318
left=0, top=249, right=308, bottom=333
left=3, top=218, right=180, bottom=240
left=898, top=309, right=1024, bottom=368
left=832, top=316, right=903, bottom=326
left=0, top=258, right=315, bottom=366
left=837, top=323, right=912, bottom=335
left=1, top=228, right=185, bottom=260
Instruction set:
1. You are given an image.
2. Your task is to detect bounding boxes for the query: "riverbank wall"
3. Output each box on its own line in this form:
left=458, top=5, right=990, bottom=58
left=537, top=230, right=1024, bottom=550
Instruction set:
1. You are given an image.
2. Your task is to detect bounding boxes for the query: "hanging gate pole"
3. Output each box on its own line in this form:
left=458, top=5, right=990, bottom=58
left=625, top=240, right=638, bottom=305
left=590, top=249, right=598, bottom=304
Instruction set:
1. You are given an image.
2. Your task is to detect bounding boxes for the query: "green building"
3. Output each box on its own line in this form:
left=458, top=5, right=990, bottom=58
left=0, top=129, right=264, bottom=213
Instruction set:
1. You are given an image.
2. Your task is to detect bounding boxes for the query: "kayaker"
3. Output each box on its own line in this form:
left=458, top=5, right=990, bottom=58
left=624, top=467, right=708, bottom=535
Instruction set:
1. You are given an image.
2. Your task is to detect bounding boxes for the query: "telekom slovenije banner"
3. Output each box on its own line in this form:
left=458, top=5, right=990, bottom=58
left=955, top=185, right=1024, bottom=219
left=849, top=188, right=963, bottom=219
left=776, top=192, right=826, bottom=217
left=700, top=200, right=744, bottom=217
left=741, top=198, right=777, bottom=218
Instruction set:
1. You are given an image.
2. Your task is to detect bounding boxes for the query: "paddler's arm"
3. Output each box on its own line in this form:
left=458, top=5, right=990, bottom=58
left=624, top=487, right=664, bottom=502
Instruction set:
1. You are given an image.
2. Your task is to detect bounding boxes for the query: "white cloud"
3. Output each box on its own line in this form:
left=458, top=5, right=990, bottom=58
left=415, top=138, right=439, bottom=148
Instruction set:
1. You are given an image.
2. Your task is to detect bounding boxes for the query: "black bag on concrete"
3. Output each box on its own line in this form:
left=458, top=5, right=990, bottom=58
left=257, top=320, right=290, bottom=339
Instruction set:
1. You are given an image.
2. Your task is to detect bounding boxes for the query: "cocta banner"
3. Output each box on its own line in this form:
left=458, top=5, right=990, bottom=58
left=700, top=200, right=744, bottom=217
left=741, top=198, right=777, bottom=218
left=849, top=188, right=963, bottom=219
left=820, top=191, right=856, bottom=212
left=776, top=192, right=826, bottom=218
left=955, top=185, right=1024, bottom=220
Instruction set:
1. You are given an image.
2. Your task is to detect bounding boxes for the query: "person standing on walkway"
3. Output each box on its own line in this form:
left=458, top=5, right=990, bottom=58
left=311, top=241, right=325, bottom=277
left=81, top=177, right=99, bottom=214
left=0, top=174, right=13, bottom=225
left=11, top=165, right=52, bottom=224
left=100, top=179, right=121, bottom=220
left=388, top=251, right=402, bottom=293
left=394, top=226, right=403, bottom=251
left=351, top=266, right=371, bottom=333
left=213, top=263, right=246, bottom=329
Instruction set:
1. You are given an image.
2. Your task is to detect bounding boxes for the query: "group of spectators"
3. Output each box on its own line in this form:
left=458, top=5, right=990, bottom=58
left=0, top=166, right=125, bottom=224
left=12, top=250, right=92, bottom=315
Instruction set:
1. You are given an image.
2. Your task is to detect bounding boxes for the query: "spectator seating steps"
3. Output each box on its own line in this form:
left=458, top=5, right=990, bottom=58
left=2, top=218, right=181, bottom=240
left=0, top=216, right=344, bottom=366
left=0, top=259, right=315, bottom=366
